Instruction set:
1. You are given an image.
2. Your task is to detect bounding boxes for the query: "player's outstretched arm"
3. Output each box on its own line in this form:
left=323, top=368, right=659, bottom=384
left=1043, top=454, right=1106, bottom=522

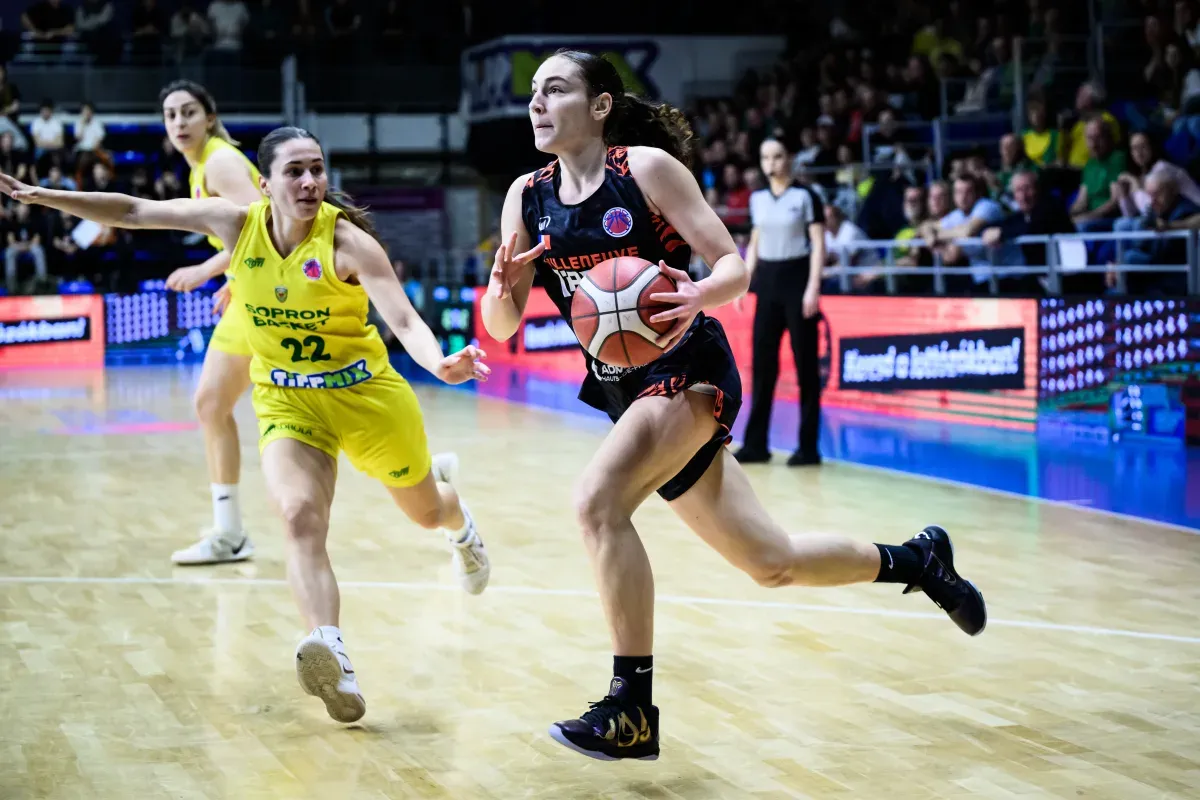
left=0, top=171, right=246, bottom=248
left=481, top=172, right=544, bottom=341
left=339, top=219, right=488, bottom=385
left=629, top=147, right=750, bottom=308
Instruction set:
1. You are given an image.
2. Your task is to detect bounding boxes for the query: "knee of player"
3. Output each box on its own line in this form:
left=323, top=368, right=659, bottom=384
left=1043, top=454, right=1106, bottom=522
left=277, top=497, right=329, bottom=541
left=193, top=383, right=232, bottom=423
left=572, top=485, right=629, bottom=540
left=743, top=545, right=794, bottom=588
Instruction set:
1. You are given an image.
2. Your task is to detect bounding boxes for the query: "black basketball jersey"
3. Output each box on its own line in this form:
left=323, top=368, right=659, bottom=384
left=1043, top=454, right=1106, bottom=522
left=520, top=146, right=698, bottom=382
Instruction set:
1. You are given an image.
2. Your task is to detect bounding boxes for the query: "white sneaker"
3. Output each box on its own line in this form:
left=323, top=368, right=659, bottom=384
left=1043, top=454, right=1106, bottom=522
left=431, top=453, right=490, bottom=595
left=171, top=529, right=255, bottom=565
left=295, top=630, right=366, bottom=723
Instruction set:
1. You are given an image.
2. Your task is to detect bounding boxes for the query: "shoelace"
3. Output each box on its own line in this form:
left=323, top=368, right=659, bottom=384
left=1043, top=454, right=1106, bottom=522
left=578, top=695, right=623, bottom=731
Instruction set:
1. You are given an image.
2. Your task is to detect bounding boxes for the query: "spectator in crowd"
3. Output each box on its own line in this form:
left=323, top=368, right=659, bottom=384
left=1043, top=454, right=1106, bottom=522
left=889, top=184, right=933, bottom=291
left=76, top=0, right=121, bottom=65
left=922, top=175, right=1006, bottom=292
left=132, top=0, right=168, bottom=63
left=21, top=0, right=75, bottom=45
left=207, top=0, right=250, bottom=61
left=4, top=202, right=49, bottom=294
left=0, top=66, right=25, bottom=151
left=0, top=132, right=32, bottom=183
left=1113, top=131, right=1200, bottom=225
left=1112, top=172, right=1198, bottom=294
left=986, top=133, right=1036, bottom=206
left=39, top=163, right=77, bottom=191
left=1062, top=82, right=1122, bottom=170
left=29, top=100, right=64, bottom=168
left=1022, top=96, right=1061, bottom=168
left=45, top=209, right=80, bottom=280
left=822, top=201, right=879, bottom=292
left=981, top=170, right=1075, bottom=295
left=170, top=1, right=210, bottom=63
left=73, top=102, right=106, bottom=155
left=1071, top=118, right=1126, bottom=230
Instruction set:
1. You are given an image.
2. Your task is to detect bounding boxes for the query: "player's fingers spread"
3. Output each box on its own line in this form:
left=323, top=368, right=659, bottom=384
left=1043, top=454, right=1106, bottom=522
left=647, top=291, right=680, bottom=305
left=474, top=347, right=487, bottom=359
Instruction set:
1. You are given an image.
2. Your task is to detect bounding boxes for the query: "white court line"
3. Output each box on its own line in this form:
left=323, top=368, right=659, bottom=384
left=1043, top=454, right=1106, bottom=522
left=2, top=574, right=1198, bottom=645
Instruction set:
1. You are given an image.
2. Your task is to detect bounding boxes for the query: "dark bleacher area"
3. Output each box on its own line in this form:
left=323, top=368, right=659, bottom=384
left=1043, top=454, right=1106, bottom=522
left=0, top=116, right=271, bottom=295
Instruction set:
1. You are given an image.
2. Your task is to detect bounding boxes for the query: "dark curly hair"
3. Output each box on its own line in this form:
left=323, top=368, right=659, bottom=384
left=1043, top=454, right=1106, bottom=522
left=554, top=48, right=695, bottom=168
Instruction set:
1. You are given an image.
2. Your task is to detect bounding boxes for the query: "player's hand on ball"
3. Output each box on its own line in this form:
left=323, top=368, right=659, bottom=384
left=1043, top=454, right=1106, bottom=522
left=489, top=232, right=545, bottom=300
left=436, top=344, right=490, bottom=384
left=0, top=172, right=41, bottom=204
left=212, top=282, right=233, bottom=316
left=647, top=261, right=703, bottom=351
left=166, top=264, right=213, bottom=293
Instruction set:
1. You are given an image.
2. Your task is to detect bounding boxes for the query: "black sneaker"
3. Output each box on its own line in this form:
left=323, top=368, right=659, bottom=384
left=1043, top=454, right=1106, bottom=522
left=786, top=450, right=822, bottom=467
left=548, top=677, right=660, bottom=761
left=903, top=525, right=987, bottom=636
left=733, top=447, right=771, bottom=464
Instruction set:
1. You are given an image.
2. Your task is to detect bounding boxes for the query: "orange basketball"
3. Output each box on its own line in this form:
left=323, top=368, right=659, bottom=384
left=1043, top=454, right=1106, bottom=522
left=570, top=257, right=676, bottom=368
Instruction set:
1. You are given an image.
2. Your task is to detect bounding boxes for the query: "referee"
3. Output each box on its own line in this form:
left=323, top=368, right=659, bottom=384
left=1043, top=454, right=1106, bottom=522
left=734, top=138, right=826, bottom=467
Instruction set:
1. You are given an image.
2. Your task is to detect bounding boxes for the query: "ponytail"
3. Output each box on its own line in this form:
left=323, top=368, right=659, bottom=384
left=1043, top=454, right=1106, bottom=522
left=209, top=119, right=238, bottom=146
left=325, top=188, right=382, bottom=244
left=606, top=94, right=695, bottom=168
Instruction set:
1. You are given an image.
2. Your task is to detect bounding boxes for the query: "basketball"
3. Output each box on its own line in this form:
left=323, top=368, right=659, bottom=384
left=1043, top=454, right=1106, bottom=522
left=569, top=256, right=677, bottom=368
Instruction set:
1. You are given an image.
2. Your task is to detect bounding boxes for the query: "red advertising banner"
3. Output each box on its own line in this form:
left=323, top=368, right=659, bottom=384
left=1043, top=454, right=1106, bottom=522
left=0, top=295, right=106, bottom=369
left=471, top=288, right=1039, bottom=431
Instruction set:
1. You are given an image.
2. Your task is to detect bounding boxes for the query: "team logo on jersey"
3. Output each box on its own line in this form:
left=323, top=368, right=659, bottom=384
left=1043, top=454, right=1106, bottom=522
left=275, top=286, right=288, bottom=302
left=602, top=207, right=633, bottom=238
left=302, top=258, right=322, bottom=280
left=538, top=215, right=551, bottom=231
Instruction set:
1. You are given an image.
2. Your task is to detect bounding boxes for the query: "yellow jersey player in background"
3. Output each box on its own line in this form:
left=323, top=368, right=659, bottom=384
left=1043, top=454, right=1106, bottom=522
left=0, top=126, right=492, bottom=725
left=155, top=80, right=266, bottom=566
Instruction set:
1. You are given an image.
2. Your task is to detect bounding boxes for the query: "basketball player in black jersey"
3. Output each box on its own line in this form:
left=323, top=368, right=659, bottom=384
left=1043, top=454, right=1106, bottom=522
left=482, top=49, right=987, bottom=762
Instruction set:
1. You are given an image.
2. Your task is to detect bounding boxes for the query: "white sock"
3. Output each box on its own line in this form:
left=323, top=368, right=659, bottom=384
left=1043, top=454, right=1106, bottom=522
left=211, top=484, right=242, bottom=538
left=444, top=503, right=472, bottom=544
left=314, top=625, right=343, bottom=644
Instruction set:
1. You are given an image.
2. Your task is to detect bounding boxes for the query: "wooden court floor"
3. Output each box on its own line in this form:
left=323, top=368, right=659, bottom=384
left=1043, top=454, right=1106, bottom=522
left=1, top=366, right=1198, bottom=800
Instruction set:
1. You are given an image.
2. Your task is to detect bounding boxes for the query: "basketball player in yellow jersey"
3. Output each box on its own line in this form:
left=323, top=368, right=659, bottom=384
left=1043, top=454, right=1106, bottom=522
left=0, top=127, right=492, bottom=725
left=154, top=81, right=266, bottom=566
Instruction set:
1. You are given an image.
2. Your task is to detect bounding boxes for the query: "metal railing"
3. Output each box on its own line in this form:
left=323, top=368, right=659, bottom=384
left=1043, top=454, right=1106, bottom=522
left=820, top=229, right=1199, bottom=297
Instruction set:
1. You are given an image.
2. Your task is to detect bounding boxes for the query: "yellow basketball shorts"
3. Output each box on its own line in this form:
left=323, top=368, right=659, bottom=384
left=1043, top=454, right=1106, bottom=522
left=208, top=301, right=253, bottom=357
left=252, top=366, right=431, bottom=487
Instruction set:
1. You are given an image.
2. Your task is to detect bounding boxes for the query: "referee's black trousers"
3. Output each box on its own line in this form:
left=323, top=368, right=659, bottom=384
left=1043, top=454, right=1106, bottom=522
left=742, top=258, right=820, bottom=457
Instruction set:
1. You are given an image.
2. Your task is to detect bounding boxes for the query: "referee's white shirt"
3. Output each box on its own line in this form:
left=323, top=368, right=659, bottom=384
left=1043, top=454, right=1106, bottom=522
left=749, top=183, right=825, bottom=261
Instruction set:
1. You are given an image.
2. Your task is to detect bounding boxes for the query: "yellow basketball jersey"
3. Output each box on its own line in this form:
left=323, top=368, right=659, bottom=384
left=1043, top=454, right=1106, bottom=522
left=189, top=135, right=261, bottom=251
left=229, top=198, right=391, bottom=389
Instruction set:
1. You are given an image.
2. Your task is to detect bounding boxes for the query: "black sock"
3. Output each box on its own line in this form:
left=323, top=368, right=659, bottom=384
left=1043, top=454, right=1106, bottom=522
left=613, top=655, right=653, bottom=706
left=874, top=543, right=925, bottom=584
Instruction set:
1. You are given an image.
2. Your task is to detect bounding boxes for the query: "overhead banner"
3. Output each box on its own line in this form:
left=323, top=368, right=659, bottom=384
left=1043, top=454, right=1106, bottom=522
left=461, top=35, right=785, bottom=123
left=0, top=294, right=105, bottom=368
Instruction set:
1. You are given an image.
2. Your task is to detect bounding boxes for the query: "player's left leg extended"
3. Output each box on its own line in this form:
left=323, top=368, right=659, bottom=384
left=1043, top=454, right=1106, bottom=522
left=668, top=445, right=986, bottom=629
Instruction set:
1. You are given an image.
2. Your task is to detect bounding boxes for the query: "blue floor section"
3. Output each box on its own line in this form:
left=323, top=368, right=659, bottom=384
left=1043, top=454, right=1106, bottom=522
left=397, top=359, right=1200, bottom=532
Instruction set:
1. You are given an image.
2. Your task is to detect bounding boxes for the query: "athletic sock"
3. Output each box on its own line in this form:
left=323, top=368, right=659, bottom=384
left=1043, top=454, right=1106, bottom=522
left=211, top=483, right=242, bottom=539
left=873, top=543, right=925, bottom=584
left=614, top=655, right=654, bottom=706
left=314, top=625, right=343, bottom=643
